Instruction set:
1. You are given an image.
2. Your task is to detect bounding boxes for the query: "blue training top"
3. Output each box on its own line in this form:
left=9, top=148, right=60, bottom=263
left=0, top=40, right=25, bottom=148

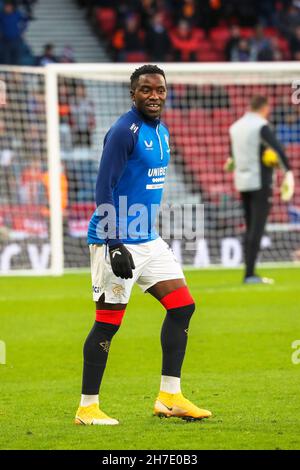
left=87, top=105, right=170, bottom=246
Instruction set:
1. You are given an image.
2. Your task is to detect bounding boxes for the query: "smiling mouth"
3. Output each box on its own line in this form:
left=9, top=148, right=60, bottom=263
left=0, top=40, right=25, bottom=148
left=146, top=103, right=160, bottom=111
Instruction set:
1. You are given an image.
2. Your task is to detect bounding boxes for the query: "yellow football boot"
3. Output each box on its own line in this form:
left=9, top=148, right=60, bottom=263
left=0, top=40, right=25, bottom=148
left=154, top=391, right=212, bottom=421
left=74, top=403, right=119, bottom=425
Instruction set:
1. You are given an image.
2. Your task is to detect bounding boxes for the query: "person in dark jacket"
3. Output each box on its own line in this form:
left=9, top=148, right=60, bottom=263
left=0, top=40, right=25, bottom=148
left=0, top=1, right=28, bottom=65
left=145, top=12, right=171, bottom=62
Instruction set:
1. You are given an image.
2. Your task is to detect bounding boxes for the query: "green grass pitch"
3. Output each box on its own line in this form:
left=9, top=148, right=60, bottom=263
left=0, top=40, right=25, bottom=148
left=0, top=268, right=300, bottom=450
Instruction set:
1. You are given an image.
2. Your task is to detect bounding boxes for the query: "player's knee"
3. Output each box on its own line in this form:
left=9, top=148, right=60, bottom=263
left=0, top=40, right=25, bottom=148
left=160, top=286, right=195, bottom=323
left=95, top=308, right=126, bottom=326
left=168, top=302, right=195, bottom=323
left=160, top=286, right=195, bottom=311
left=184, top=302, right=196, bottom=317
left=83, top=320, right=120, bottom=360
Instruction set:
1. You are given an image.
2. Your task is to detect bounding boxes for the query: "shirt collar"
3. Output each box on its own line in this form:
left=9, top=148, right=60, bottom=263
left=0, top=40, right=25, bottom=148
left=131, top=105, right=160, bottom=127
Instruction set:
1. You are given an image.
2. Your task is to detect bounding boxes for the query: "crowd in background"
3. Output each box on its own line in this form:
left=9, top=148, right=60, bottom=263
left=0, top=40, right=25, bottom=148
left=0, top=72, right=98, bottom=211
left=80, top=0, right=300, bottom=62
left=0, top=0, right=75, bottom=65
left=3, top=0, right=300, bottom=65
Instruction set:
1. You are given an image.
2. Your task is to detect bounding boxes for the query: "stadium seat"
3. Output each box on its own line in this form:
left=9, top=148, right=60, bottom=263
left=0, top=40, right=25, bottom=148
left=239, top=27, right=254, bottom=38
left=95, top=7, right=117, bottom=38
left=197, top=50, right=224, bottom=61
left=189, top=108, right=213, bottom=118
left=211, top=38, right=227, bottom=53
left=277, top=37, right=291, bottom=59
left=124, top=52, right=148, bottom=62
left=210, top=27, right=231, bottom=42
left=162, top=108, right=184, bottom=134
left=264, top=27, right=278, bottom=37
left=212, top=108, right=235, bottom=123
left=196, top=38, right=213, bottom=52
left=193, top=27, right=206, bottom=40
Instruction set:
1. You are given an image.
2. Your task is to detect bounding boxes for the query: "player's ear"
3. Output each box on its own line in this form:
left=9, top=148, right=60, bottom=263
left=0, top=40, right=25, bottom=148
left=130, top=89, right=135, bottom=102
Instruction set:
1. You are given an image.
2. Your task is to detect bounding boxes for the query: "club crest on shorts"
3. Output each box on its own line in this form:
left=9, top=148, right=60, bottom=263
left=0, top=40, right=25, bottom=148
left=112, top=283, right=125, bottom=298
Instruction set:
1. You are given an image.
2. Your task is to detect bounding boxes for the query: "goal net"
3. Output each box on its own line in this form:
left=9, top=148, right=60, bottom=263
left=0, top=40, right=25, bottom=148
left=0, top=63, right=300, bottom=274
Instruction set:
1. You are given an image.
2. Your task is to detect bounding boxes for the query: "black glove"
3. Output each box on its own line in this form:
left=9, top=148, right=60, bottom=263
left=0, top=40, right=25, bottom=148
left=109, top=244, right=135, bottom=279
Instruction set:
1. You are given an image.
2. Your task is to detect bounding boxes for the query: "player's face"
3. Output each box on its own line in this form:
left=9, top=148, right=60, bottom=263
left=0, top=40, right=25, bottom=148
left=262, top=104, right=270, bottom=118
left=131, top=74, right=167, bottom=119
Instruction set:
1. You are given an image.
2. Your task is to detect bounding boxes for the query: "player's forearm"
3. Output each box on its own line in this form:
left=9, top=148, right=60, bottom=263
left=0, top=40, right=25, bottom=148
left=95, top=176, right=120, bottom=246
left=95, top=153, right=128, bottom=246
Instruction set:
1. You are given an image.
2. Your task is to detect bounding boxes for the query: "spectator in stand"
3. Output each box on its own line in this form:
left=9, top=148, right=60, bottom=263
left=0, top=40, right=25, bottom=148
left=82, top=0, right=299, bottom=64
left=69, top=84, right=95, bottom=148
left=257, top=0, right=278, bottom=27
left=145, top=12, right=171, bottom=61
left=169, top=19, right=199, bottom=62
left=289, top=24, right=300, bottom=58
left=198, top=0, right=223, bottom=32
left=139, top=0, right=157, bottom=31
left=230, top=38, right=251, bottom=62
left=268, top=36, right=283, bottom=60
left=273, top=93, right=292, bottom=124
left=172, top=0, right=200, bottom=27
left=19, top=159, right=45, bottom=205
left=176, top=83, right=230, bottom=109
left=278, top=3, right=300, bottom=36
left=41, top=163, right=68, bottom=215
left=250, top=24, right=274, bottom=60
left=23, top=122, right=44, bottom=159
left=276, top=111, right=300, bottom=144
left=293, top=49, right=300, bottom=59
left=58, top=83, right=72, bottom=153
left=229, top=0, right=258, bottom=26
left=16, top=0, right=37, bottom=20
left=37, top=43, right=58, bottom=66
left=27, top=90, right=45, bottom=123
left=112, top=14, right=145, bottom=62
left=224, top=25, right=241, bottom=61
left=0, top=118, right=16, bottom=204
left=60, top=45, right=76, bottom=63
left=0, top=0, right=29, bottom=65
left=19, top=158, right=68, bottom=214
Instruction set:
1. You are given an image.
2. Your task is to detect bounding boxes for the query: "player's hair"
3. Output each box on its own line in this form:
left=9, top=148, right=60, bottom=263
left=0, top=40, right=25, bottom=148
left=130, top=64, right=166, bottom=90
left=250, top=95, right=268, bottom=111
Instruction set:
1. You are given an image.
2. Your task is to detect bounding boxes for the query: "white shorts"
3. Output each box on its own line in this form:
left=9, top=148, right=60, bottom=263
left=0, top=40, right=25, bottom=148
left=90, top=237, right=185, bottom=304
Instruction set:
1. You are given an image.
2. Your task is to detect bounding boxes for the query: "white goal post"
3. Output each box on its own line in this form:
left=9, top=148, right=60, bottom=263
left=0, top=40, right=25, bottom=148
left=0, top=62, right=300, bottom=275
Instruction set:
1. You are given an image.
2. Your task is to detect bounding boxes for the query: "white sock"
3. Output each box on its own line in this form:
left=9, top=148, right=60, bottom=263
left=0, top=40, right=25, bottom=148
left=160, top=375, right=181, bottom=394
left=80, top=394, right=99, bottom=407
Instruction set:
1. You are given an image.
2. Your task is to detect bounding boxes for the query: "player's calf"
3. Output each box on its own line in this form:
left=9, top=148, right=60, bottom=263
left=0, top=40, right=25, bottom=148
left=160, top=286, right=195, bottom=378
left=76, top=308, right=126, bottom=425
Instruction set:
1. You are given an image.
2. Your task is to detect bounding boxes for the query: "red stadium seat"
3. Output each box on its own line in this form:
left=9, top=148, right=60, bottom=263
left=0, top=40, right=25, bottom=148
left=188, top=108, right=213, bottom=120
left=264, top=27, right=278, bottom=37
left=197, top=49, right=224, bottom=62
left=212, top=108, right=235, bottom=123
left=95, top=8, right=117, bottom=37
left=196, top=38, right=213, bottom=52
left=124, top=52, right=148, bottom=62
left=210, top=27, right=231, bottom=42
left=240, top=27, right=254, bottom=38
left=193, top=27, right=206, bottom=40
left=162, top=108, right=184, bottom=133
left=211, top=38, right=227, bottom=52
